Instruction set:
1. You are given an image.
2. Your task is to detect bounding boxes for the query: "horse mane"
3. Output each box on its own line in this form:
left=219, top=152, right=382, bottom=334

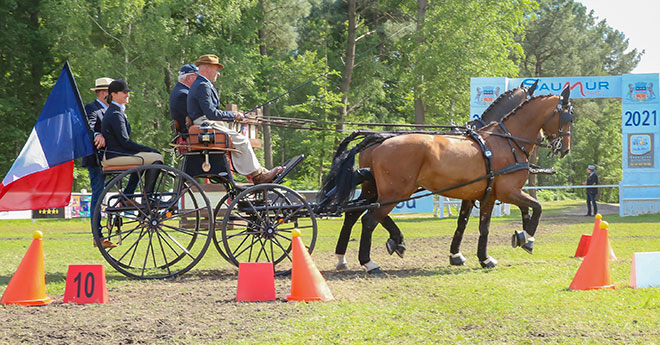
left=480, top=87, right=523, bottom=118
left=498, top=94, right=555, bottom=123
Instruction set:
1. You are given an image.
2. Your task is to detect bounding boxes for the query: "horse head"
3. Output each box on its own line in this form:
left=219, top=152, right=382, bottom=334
left=541, top=86, right=574, bottom=157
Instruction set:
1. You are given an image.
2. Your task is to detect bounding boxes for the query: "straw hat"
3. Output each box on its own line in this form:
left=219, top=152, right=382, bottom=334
left=90, top=77, right=114, bottom=91
left=194, top=54, right=224, bottom=69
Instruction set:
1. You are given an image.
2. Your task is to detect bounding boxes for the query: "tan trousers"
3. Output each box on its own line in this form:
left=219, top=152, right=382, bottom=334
left=102, top=152, right=164, bottom=166
left=193, top=117, right=262, bottom=176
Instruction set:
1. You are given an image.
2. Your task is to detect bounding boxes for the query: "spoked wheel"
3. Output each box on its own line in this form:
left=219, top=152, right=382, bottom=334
left=92, top=164, right=214, bottom=279
left=221, top=183, right=317, bottom=275
left=212, top=194, right=231, bottom=262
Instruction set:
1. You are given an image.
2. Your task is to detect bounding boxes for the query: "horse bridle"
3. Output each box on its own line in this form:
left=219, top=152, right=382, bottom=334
left=542, top=99, right=574, bottom=155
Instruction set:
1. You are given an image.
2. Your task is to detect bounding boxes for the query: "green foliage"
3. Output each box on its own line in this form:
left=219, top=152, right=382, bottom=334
left=0, top=0, right=643, bottom=198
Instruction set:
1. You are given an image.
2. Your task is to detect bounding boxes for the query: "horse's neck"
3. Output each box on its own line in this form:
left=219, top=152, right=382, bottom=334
left=503, top=97, right=556, bottom=140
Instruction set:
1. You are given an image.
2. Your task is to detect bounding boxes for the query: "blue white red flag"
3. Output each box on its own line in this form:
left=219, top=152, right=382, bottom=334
left=0, top=62, right=94, bottom=211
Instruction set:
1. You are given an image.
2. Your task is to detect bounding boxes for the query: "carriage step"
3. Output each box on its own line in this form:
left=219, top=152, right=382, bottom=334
left=272, top=154, right=305, bottom=184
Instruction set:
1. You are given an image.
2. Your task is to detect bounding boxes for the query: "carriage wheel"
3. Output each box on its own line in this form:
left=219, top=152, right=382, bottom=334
left=92, top=165, right=214, bottom=279
left=221, top=183, right=317, bottom=275
left=212, top=194, right=232, bottom=262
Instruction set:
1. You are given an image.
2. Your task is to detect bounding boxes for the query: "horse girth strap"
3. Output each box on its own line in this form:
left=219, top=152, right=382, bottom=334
left=354, top=161, right=531, bottom=211
left=465, top=129, right=495, bottom=203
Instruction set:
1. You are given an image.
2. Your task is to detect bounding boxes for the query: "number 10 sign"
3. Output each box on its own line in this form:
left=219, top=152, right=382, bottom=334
left=63, top=265, right=108, bottom=304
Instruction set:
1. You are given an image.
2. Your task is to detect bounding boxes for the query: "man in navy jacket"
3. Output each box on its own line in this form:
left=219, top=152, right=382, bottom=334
left=83, top=77, right=113, bottom=248
left=169, top=64, right=198, bottom=132
left=585, top=165, right=599, bottom=216
left=187, top=54, right=282, bottom=184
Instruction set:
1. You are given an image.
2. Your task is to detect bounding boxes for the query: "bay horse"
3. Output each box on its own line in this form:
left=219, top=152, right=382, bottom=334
left=321, top=87, right=573, bottom=273
left=332, top=81, right=540, bottom=270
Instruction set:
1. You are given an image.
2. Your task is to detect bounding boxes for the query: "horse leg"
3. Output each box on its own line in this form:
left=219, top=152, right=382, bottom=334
left=477, top=200, right=498, bottom=268
left=335, top=209, right=362, bottom=270
left=449, top=200, right=473, bottom=266
left=519, top=206, right=531, bottom=232
left=359, top=206, right=394, bottom=274
left=508, top=192, right=542, bottom=254
left=381, top=216, right=406, bottom=258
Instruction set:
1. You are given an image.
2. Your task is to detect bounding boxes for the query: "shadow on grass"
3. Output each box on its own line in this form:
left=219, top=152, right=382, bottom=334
left=321, top=265, right=483, bottom=281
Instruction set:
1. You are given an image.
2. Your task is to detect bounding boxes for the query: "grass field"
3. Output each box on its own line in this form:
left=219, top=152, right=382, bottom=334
left=1, top=200, right=660, bottom=344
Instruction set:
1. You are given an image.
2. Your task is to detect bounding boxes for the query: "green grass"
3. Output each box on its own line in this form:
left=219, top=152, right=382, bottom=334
left=2, top=200, right=660, bottom=344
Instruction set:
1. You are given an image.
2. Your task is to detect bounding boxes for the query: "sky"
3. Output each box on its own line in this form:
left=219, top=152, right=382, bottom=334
left=578, top=0, right=659, bottom=74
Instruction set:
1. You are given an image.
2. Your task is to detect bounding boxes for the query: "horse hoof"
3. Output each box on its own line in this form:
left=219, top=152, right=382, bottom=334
left=449, top=253, right=467, bottom=266
left=366, top=267, right=384, bottom=275
left=522, top=240, right=534, bottom=254
left=336, top=262, right=349, bottom=271
left=511, top=230, right=525, bottom=248
left=386, top=238, right=396, bottom=255
left=479, top=256, right=498, bottom=268
left=386, top=239, right=406, bottom=258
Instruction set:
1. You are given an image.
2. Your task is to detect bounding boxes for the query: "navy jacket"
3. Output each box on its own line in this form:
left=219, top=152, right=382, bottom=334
left=101, top=103, right=158, bottom=159
left=82, top=100, right=106, bottom=167
left=169, top=82, right=190, bottom=132
left=586, top=172, right=599, bottom=195
left=186, top=75, right=234, bottom=122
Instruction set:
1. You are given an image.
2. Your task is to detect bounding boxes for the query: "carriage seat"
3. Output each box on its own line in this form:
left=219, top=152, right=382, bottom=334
left=184, top=125, right=232, bottom=151
left=102, top=164, right=142, bottom=174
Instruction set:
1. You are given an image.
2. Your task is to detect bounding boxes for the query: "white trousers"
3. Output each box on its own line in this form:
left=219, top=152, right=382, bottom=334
left=193, top=117, right=262, bottom=176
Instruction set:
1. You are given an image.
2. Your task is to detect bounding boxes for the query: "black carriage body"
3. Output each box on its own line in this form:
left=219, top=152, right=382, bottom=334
left=181, top=151, right=233, bottom=181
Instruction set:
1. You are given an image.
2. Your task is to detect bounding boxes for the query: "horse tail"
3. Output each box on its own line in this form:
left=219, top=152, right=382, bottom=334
left=319, top=132, right=393, bottom=205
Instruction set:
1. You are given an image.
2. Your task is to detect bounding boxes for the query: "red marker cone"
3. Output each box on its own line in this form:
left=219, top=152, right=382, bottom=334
left=1, top=231, right=53, bottom=306
left=236, top=262, right=276, bottom=302
left=569, top=221, right=615, bottom=290
left=286, top=229, right=333, bottom=302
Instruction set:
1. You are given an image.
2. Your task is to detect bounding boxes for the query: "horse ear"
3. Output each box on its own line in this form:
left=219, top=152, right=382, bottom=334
left=560, top=86, right=571, bottom=105
left=528, top=79, right=538, bottom=97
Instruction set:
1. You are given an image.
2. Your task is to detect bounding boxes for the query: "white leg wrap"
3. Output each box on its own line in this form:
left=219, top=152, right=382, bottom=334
left=451, top=253, right=465, bottom=259
left=363, top=261, right=380, bottom=272
left=336, top=254, right=348, bottom=270
left=481, top=256, right=498, bottom=266
left=523, top=231, right=534, bottom=242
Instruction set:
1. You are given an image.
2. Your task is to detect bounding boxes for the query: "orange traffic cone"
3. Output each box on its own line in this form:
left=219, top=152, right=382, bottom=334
left=583, top=214, right=617, bottom=261
left=569, top=221, right=615, bottom=290
left=286, top=229, right=333, bottom=302
left=0, top=231, right=53, bottom=305
left=574, top=214, right=601, bottom=257
left=573, top=234, right=592, bottom=257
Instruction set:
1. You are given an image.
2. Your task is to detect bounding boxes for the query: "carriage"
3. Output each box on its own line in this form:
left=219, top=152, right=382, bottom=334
left=92, top=112, right=328, bottom=279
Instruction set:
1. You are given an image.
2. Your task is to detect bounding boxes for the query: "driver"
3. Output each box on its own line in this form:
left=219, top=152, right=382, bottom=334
left=187, top=54, right=283, bottom=184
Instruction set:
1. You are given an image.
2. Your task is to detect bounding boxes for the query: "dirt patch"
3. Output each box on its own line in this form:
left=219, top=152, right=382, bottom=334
left=0, top=202, right=615, bottom=344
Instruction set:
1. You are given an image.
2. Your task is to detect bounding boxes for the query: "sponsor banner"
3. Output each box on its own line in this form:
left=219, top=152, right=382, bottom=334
left=627, top=133, right=654, bottom=168
left=622, top=74, right=659, bottom=105
left=390, top=192, right=434, bottom=214
left=470, top=77, right=507, bottom=121
left=508, top=76, right=621, bottom=99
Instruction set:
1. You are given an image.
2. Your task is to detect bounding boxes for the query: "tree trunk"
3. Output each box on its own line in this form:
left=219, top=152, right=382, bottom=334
left=336, top=0, right=357, bottom=134
left=413, top=0, right=427, bottom=124
left=258, top=0, right=273, bottom=168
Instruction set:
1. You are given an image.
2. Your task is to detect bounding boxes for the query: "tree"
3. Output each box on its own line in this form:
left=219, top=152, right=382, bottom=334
left=519, top=0, right=642, bottom=200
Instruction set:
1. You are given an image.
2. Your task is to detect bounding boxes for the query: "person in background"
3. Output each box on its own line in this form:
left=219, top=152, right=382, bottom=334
left=584, top=164, right=599, bottom=216
left=169, top=64, right=198, bottom=131
left=186, top=54, right=283, bottom=184
left=83, top=77, right=114, bottom=248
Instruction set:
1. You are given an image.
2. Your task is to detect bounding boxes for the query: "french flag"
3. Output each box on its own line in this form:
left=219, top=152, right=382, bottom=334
left=0, top=62, right=94, bottom=211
